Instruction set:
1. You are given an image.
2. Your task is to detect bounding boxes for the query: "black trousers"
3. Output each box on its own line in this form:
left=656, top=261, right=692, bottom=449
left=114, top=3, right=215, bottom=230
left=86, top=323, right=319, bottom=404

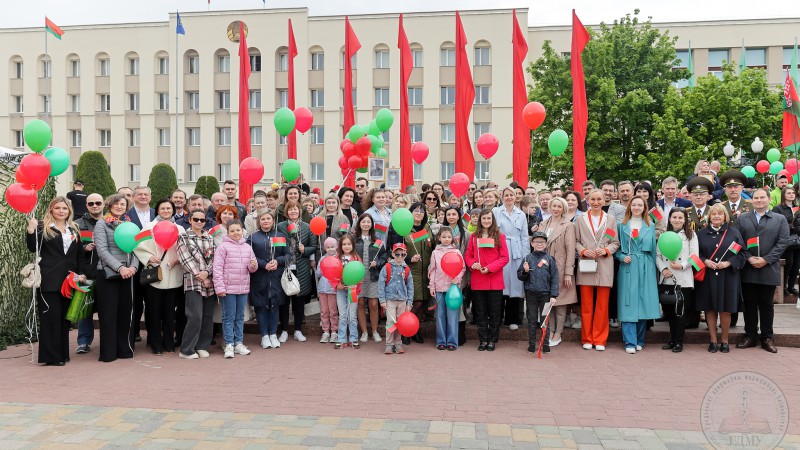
left=608, top=259, right=620, bottom=320
left=38, top=291, right=70, bottom=364
left=663, top=288, right=695, bottom=344
left=133, top=264, right=148, bottom=341
left=502, top=295, right=523, bottom=326
left=174, top=289, right=186, bottom=344
left=472, top=290, right=503, bottom=343
left=146, top=286, right=178, bottom=353
left=280, top=293, right=308, bottom=333
left=96, top=274, right=135, bottom=362
left=741, top=283, right=776, bottom=340
left=783, top=248, right=800, bottom=289
left=525, top=292, right=550, bottom=348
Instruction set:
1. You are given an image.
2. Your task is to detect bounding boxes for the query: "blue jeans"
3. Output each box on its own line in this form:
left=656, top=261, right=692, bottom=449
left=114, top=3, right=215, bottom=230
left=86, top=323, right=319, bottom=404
left=221, top=294, right=247, bottom=345
left=621, top=320, right=647, bottom=349
left=77, top=316, right=94, bottom=346
left=435, top=292, right=459, bottom=347
left=254, top=305, right=279, bottom=337
left=336, top=290, right=358, bottom=343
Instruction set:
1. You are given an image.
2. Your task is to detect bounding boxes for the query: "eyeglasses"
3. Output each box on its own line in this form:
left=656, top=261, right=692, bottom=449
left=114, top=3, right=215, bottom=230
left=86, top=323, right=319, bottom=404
left=356, top=184, right=366, bottom=188
left=468, top=187, right=476, bottom=191
left=191, top=217, right=207, bottom=223
left=394, top=252, right=407, bottom=257
left=87, top=202, right=103, bottom=207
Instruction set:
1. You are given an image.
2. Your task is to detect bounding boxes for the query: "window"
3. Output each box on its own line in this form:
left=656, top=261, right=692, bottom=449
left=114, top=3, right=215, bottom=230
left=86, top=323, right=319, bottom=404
left=408, top=87, right=423, bottom=106
left=99, top=94, right=110, bottom=112
left=158, top=128, right=170, bottom=146
left=250, top=126, right=262, bottom=145
left=410, top=124, right=422, bottom=143
left=128, top=129, right=140, bottom=147
left=744, top=48, right=766, bottom=69
left=42, top=59, right=51, bottom=78
left=440, top=161, right=455, bottom=180
left=188, top=164, right=200, bottom=182
left=218, top=55, right=230, bottom=73
left=128, top=57, right=139, bottom=75
left=474, top=86, right=490, bottom=105
left=381, top=130, right=390, bottom=142
left=412, top=49, right=423, bottom=68
left=440, top=48, right=455, bottom=67
left=278, top=134, right=287, bottom=145
left=708, top=49, right=729, bottom=79
left=13, top=96, right=22, bottom=113
left=99, top=59, right=110, bottom=76
left=374, top=88, right=389, bottom=106
left=217, top=91, right=230, bottom=110
left=128, top=93, right=139, bottom=111
left=277, top=89, right=288, bottom=108
left=440, top=86, right=455, bottom=105
left=158, top=93, right=169, bottom=110
left=249, top=90, right=261, bottom=109
left=130, top=164, right=140, bottom=182
left=70, top=59, right=80, bottom=77
left=99, top=129, right=111, bottom=147
left=42, top=95, right=51, bottom=114
left=71, top=130, right=82, bottom=147
left=218, top=127, right=231, bottom=146
left=187, top=91, right=199, bottom=110
left=413, top=162, right=422, bottom=181
left=475, top=161, right=490, bottom=180
left=474, top=47, right=491, bottom=66
left=783, top=47, right=797, bottom=69
left=474, top=123, right=490, bottom=141
left=158, top=57, right=169, bottom=75
left=311, top=126, right=324, bottom=144
left=14, top=130, right=24, bottom=148
left=311, top=89, right=324, bottom=108
left=674, top=50, right=689, bottom=69
left=341, top=52, right=357, bottom=68
left=250, top=54, right=261, bottom=72
left=440, top=124, right=455, bottom=143
left=14, top=61, right=23, bottom=78
left=188, top=56, right=199, bottom=74
left=311, top=163, right=325, bottom=181
left=278, top=53, right=288, bottom=72
left=187, top=128, right=200, bottom=146
left=219, top=164, right=231, bottom=181
left=311, top=52, right=324, bottom=70
left=375, top=50, right=390, bottom=69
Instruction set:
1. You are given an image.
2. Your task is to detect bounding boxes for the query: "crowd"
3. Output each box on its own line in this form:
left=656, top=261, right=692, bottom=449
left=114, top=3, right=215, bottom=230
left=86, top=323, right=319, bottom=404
left=26, top=159, right=796, bottom=365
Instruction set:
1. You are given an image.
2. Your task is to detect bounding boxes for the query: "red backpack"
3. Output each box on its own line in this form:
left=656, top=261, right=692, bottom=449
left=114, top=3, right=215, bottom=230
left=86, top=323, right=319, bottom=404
left=384, top=263, right=410, bottom=285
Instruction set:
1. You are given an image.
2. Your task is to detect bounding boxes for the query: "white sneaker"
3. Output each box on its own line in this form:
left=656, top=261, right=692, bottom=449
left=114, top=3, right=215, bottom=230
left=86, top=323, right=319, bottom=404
left=596, top=345, right=605, bottom=351
left=582, top=343, right=592, bottom=350
left=320, top=332, right=330, bottom=343
left=179, top=352, right=199, bottom=359
left=294, top=330, right=307, bottom=342
left=223, top=345, right=234, bottom=358
left=509, top=324, right=519, bottom=331
left=269, top=334, right=280, bottom=348
left=261, top=335, right=272, bottom=349
left=610, top=319, right=620, bottom=328
left=196, top=349, right=209, bottom=358
left=372, top=331, right=382, bottom=343
left=626, top=347, right=636, bottom=354
left=550, top=337, right=562, bottom=347
left=635, top=345, right=643, bottom=351
left=278, top=331, right=288, bottom=343
left=571, top=317, right=582, bottom=329
left=234, top=343, right=251, bottom=355
left=360, top=332, right=369, bottom=342
left=330, top=333, right=338, bottom=343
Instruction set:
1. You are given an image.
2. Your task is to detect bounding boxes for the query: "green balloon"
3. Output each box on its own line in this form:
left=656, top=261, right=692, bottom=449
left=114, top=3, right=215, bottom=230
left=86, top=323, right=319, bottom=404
left=657, top=231, right=682, bottom=261
left=770, top=161, right=784, bottom=175
left=795, top=174, right=800, bottom=184
left=368, top=120, right=381, bottom=137
left=741, top=165, right=756, bottom=178
left=391, top=208, right=414, bottom=236
left=356, top=166, right=368, bottom=173
left=282, top=159, right=301, bottom=182
left=348, top=125, right=366, bottom=144
left=44, top=147, right=70, bottom=177
left=445, top=284, right=463, bottom=310
left=114, top=222, right=140, bottom=253
left=376, top=148, right=388, bottom=158
left=368, top=135, right=381, bottom=153
left=274, top=107, right=296, bottom=137
left=548, top=129, right=569, bottom=157
left=342, top=261, right=365, bottom=286
left=376, top=108, right=394, bottom=132
left=766, top=148, right=781, bottom=163
left=23, top=120, right=52, bottom=153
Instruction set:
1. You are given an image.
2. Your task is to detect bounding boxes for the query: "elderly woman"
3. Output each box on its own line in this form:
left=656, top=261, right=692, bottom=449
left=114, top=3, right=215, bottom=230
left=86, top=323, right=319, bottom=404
left=277, top=200, right=317, bottom=343
left=493, top=187, right=530, bottom=331
left=277, top=185, right=312, bottom=224
left=538, top=197, right=577, bottom=346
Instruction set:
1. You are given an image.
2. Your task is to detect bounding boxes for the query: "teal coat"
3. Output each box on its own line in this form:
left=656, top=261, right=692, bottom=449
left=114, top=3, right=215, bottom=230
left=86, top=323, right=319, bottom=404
left=615, top=221, right=660, bottom=322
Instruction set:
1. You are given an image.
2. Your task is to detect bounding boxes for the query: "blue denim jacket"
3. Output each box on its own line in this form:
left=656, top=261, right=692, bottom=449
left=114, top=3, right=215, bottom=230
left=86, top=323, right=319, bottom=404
left=377, top=260, right=414, bottom=305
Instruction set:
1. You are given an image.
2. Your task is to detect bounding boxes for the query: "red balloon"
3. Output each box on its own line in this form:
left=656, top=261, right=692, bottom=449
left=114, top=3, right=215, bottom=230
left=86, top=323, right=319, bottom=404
left=779, top=169, right=790, bottom=178
left=411, top=142, right=429, bottom=164
left=356, top=136, right=372, bottom=157
left=340, top=139, right=349, bottom=152
left=319, top=255, right=343, bottom=283
left=294, top=107, right=313, bottom=134
left=310, top=216, right=326, bottom=236
left=348, top=155, right=362, bottom=170
left=450, top=172, right=470, bottom=197
left=522, top=101, right=546, bottom=130
left=441, top=252, right=464, bottom=279
left=18, top=153, right=51, bottom=191
left=343, top=142, right=357, bottom=158
left=239, top=157, right=264, bottom=184
left=153, top=221, right=179, bottom=250
left=756, top=160, right=771, bottom=174
left=338, top=156, right=349, bottom=170
left=786, top=158, right=799, bottom=175
left=5, top=182, right=37, bottom=214
left=476, top=133, right=499, bottom=160
left=397, top=311, right=420, bottom=337
left=360, top=155, right=370, bottom=168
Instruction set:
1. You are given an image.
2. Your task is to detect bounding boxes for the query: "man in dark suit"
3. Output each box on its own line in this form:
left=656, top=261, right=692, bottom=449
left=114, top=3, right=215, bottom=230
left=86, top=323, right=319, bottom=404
left=126, top=186, right=155, bottom=343
left=686, top=177, right=714, bottom=232
left=734, top=188, right=789, bottom=353
left=657, top=176, right=692, bottom=218
left=719, top=170, right=752, bottom=225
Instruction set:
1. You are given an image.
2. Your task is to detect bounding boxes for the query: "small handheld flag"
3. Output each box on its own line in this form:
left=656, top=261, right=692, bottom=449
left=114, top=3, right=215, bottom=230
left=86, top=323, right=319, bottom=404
left=746, top=237, right=759, bottom=249
left=649, top=207, right=663, bottom=223
left=80, top=230, right=93, bottom=243
left=135, top=229, right=153, bottom=243
left=338, top=222, right=350, bottom=233
left=477, top=238, right=495, bottom=248
left=387, top=321, right=398, bottom=333
left=689, top=254, right=703, bottom=271
left=271, top=236, right=287, bottom=247
left=372, top=239, right=383, bottom=249
left=411, top=229, right=429, bottom=243
left=728, top=241, right=742, bottom=255
left=374, top=224, right=388, bottom=235
left=45, top=17, right=64, bottom=40
left=462, top=212, right=471, bottom=223
left=209, top=224, right=224, bottom=237
left=604, top=228, right=617, bottom=240
left=287, top=223, right=297, bottom=234
left=349, top=287, right=358, bottom=303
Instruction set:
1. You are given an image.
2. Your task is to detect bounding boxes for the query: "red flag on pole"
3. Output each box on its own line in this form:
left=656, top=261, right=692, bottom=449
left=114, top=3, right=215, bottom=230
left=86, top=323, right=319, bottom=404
left=237, top=22, right=253, bottom=203
left=455, top=12, right=475, bottom=181
left=512, top=10, right=530, bottom=188
left=782, top=70, right=800, bottom=152
left=343, top=17, right=361, bottom=188
left=287, top=19, right=298, bottom=159
left=398, top=14, right=414, bottom=190
left=571, top=10, right=590, bottom=190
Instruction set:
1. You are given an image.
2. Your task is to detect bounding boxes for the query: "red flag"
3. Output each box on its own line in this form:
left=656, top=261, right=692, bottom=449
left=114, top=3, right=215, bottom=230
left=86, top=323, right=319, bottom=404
left=343, top=17, right=361, bottom=188
left=571, top=10, right=590, bottom=190
left=512, top=10, right=530, bottom=188
left=398, top=14, right=414, bottom=190
left=455, top=12, right=475, bottom=181
left=237, top=22, right=253, bottom=203
left=287, top=19, right=298, bottom=159
left=782, top=70, right=800, bottom=152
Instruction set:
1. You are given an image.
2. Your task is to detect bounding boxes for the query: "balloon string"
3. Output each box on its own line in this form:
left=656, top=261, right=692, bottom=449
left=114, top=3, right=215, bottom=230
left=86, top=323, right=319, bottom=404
left=25, top=211, right=40, bottom=364
left=335, top=169, right=354, bottom=197
left=545, top=156, right=555, bottom=188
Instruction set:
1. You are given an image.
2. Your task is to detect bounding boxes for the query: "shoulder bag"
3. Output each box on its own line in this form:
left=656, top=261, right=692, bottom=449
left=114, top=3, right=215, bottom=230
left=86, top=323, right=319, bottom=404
left=281, top=268, right=300, bottom=296
left=140, top=251, right=166, bottom=286
left=657, top=276, right=685, bottom=317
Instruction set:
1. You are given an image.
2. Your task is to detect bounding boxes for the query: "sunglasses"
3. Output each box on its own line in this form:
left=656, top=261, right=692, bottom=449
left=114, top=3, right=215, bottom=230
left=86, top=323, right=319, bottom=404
left=191, top=217, right=207, bottom=223
left=393, top=252, right=407, bottom=257
left=426, top=197, right=437, bottom=201
left=87, top=201, right=103, bottom=207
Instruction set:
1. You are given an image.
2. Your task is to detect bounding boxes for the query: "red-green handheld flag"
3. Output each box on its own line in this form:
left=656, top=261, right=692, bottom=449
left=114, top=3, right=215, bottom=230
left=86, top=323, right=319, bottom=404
left=374, top=223, right=388, bottom=235
left=372, top=239, right=383, bottom=249
left=649, top=207, right=663, bottom=223
left=477, top=238, right=494, bottom=248
left=80, top=230, right=93, bottom=243
left=631, top=228, right=639, bottom=240
left=349, top=287, right=358, bottom=303
left=746, top=237, right=759, bottom=249
left=387, top=321, right=398, bottom=333
left=462, top=212, right=471, bottom=223
left=338, top=222, right=350, bottom=233
left=135, top=229, right=152, bottom=243
left=45, top=17, right=64, bottom=40
left=604, top=228, right=616, bottom=240
left=209, top=224, right=224, bottom=237
left=287, top=223, right=298, bottom=234
left=411, top=229, right=429, bottom=243
left=272, top=236, right=287, bottom=247
left=728, top=241, right=742, bottom=255
left=689, top=254, right=703, bottom=271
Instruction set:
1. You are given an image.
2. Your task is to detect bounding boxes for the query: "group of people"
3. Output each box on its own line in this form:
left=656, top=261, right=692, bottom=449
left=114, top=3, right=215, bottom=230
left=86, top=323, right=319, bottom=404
left=28, top=160, right=795, bottom=365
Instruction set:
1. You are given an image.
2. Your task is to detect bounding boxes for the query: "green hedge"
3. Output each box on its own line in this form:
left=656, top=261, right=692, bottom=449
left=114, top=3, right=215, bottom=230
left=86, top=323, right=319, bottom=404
left=147, top=163, right=178, bottom=207
left=194, top=175, right=220, bottom=199
left=74, top=151, right=116, bottom=198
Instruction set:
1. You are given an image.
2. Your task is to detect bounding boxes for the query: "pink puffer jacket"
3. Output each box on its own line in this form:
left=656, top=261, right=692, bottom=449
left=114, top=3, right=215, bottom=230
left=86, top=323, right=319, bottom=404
left=212, top=235, right=257, bottom=295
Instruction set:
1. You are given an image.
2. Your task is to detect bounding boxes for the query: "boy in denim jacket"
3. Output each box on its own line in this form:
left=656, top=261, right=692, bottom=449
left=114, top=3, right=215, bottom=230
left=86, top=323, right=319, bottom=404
left=378, top=243, right=414, bottom=354
left=517, top=232, right=559, bottom=354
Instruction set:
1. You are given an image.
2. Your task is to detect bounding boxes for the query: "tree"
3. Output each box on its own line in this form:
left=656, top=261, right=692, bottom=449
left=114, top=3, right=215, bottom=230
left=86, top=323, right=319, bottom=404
left=74, top=151, right=115, bottom=197
left=194, top=175, right=219, bottom=199
left=146, top=163, right=178, bottom=207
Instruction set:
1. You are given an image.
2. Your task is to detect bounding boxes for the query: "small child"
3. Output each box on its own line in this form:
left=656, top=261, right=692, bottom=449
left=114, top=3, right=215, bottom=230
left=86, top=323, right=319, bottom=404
left=315, top=237, right=340, bottom=344
left=467, top=208, right=481, bottom=234
left=521, top=196, right=541, bottom=234
left=378, top=243, right=414, bottom=354
left=212, top=220, right=258, bottom=359
left=428, top=227, right=466, bottom=350
left=516, top=231, right=559, bottom=355
left=335, top=235, right=361, bottom=349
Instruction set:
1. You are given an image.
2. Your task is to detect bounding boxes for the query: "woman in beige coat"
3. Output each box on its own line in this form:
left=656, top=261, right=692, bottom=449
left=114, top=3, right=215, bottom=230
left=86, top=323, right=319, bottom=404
left=540, top=197, right=577, bottom=346
left=575, top=189, right=620, bottom=351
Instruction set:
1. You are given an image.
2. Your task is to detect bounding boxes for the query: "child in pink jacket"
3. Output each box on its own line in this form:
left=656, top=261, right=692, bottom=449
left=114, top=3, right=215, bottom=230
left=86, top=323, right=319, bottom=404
left=212, top=220, right=258, bottom=359
left=428, top=227, right=466, bottom=350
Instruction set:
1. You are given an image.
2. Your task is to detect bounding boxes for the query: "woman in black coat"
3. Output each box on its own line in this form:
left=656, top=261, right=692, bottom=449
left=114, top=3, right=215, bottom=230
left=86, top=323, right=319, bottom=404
left=249, top=209, right=288, bottom=349
left=26, top=197, right=86, bottom=366
left=772, top=185, right=800, bottom=295
left=276, top=200, right=316, bottom=343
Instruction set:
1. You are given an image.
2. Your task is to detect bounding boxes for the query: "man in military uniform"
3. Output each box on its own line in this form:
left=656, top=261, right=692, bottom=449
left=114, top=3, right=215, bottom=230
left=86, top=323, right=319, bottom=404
left=686, top=177, right=715, bottom=231
left=720, top=170, right=753, bottom=225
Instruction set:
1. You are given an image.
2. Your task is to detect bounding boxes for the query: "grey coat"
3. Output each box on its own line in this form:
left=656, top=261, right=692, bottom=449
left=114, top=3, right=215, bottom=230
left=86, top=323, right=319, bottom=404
left=734, top=210, right=790, bottom=286
left=94, top=219, right=140, bottom=278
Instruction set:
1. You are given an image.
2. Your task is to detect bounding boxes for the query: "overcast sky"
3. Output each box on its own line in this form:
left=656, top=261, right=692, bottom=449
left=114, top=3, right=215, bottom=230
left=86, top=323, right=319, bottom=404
left=3, top=0, right=795, bottom=28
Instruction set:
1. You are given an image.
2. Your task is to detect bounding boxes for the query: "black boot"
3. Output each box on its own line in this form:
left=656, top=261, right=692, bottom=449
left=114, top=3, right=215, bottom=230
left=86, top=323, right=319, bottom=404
left=402, top=336, right=410, bottom=345
left=412, top=332, right=424, bottom=344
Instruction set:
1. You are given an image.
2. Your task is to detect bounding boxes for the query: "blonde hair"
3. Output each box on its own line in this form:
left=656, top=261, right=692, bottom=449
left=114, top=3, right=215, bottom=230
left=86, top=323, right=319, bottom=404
left=707, top=203, right=730, bottom=224
left=42, top=196, right=79, bottom=239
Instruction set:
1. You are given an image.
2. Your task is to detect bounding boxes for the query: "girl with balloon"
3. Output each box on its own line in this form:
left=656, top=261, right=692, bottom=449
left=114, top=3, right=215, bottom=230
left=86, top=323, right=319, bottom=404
left=427, top=227, right=466, bottom=350
left=335, top=235, right=362, bottom=349
left=316, top=237, right=341, bottom=344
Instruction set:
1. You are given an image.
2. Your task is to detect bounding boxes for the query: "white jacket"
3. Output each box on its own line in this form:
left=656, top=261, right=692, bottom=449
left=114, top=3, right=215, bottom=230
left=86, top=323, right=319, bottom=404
left=656, top=230, right=698, bottom=288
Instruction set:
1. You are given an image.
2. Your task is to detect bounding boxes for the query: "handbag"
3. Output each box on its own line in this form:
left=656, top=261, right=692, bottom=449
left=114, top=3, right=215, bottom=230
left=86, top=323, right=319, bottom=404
left=657, top=276, right=685, bottom=317
left=20, top=257, right=42, bottom=289
left=694, top=228, right=727, bottom=282
left=281, top=268, right=300, bottom=296
left=578, top=259, right=598, bottom=273
left=786, top=235, right=800, bottom=250
left=139, top=251, right=166, bottom=286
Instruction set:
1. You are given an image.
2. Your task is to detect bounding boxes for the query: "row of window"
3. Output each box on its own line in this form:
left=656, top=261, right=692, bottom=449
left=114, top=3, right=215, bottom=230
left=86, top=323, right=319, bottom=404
left=673, top=47, right=798, bottom=80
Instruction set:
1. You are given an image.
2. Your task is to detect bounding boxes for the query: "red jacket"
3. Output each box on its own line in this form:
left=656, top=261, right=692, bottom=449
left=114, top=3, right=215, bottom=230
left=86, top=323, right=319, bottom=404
left=464, top=233, right=509, bottom=291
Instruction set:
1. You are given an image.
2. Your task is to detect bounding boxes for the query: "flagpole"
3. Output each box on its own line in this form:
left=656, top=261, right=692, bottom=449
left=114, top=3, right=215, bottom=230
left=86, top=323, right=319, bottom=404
left=44, top=23, right=50, bottom=125
left=174, top=12, right=181, bottom=182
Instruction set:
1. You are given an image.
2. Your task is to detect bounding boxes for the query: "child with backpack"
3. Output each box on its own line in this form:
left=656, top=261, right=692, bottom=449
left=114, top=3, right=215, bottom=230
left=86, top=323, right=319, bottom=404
left=335, top=235, right=361, bottom=349
left=428, top=227, right=466, bottom=350
left=517, top=231, right=559, bottom=355
left=315, top=237, right=339, bottom=344
left=378, top=243, right=414, bottom=354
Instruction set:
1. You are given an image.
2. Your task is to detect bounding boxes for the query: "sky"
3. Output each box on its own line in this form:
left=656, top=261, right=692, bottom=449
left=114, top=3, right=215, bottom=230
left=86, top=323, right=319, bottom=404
left=2, top=0, right=795, bottom=28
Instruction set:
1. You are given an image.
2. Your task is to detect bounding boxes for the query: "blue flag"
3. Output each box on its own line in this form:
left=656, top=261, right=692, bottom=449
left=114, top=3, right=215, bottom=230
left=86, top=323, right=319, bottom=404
left=176, top=12, right=185, bottom=35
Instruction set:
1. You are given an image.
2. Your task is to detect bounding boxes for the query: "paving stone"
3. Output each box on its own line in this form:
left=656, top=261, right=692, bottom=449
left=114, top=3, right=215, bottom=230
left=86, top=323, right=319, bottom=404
left=599, top=439, right=643, bottom=449
left=571, top=429, right=600, bottom=444
left=450, top=438, right=489, bottom=449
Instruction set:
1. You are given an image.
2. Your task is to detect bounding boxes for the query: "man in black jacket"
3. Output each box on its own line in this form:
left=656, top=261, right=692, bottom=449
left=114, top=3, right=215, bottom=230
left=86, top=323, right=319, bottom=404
left=74, top=193, right=104, bottom=354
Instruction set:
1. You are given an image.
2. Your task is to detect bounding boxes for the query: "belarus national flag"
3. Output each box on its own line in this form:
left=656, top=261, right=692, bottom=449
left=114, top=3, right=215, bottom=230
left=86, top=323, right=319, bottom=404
left=272, top=236, right=287, bottom=247
left=374, top=223, right=388, bottom=235
left=80, top=230, right=93, bottom=243
left=411, top=229, right=429, bottom=243
left=631, top=228, right=639, bottom=240
left=746, top=237, right=759, bottom=249
left=135, top=229, right=152, bottom=243
left=387, top=321, right=398, bottom=333
left=689, top=254, right=704, bottom=271
left=604, top=228, right=617, bottom=240
left=372, top=239, right=383, bottom=249
left=649, top=207, right=663, bottom=223
left=462, top=212, right=471, bottom=223
left=45, top=17, right=64, bottom=40
left=349, top=287, right=358, bottom=303
left=287, top=223, right=298, bottom=234
left=728, top=241, right=743, bottom=255
left=339, top=222, right=350, bottom=233
left=209, top=224, right=224, bottom=237
left=477, top=238, right=494, bottom=248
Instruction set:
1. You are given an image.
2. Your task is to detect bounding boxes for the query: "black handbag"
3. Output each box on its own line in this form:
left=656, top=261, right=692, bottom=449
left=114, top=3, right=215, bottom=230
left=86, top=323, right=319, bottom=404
left=786, top=235, right=800, bottom=250
left=139, top=252, right=166, bottom=286
left=657, top=276, right=685, bottom=317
